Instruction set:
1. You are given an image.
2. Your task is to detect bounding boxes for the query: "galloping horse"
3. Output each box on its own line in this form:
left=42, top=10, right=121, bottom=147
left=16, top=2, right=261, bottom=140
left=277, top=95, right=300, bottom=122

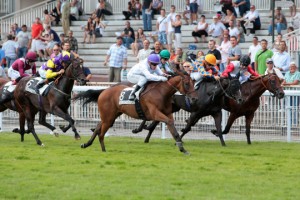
left=14, top=58, right=87, bottom=146
left=74, top=70, right=198, bottom=154
left=211, top=73, right=284, bottom=144
left=133, top=74, right=243, bottom=146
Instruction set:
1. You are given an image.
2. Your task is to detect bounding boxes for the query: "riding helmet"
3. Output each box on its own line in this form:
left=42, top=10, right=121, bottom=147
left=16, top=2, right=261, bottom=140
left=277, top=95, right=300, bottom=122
left=148, top=54, right=160, bottom=64
left=240, top=55, right=251, bottom=67
left=204, top=54, right=216, bottom=66
left=159, top=50, right=171, bottom=59
left=25, top=51, right=37, bottom=62
left=61, top=51, right=71, bottom=61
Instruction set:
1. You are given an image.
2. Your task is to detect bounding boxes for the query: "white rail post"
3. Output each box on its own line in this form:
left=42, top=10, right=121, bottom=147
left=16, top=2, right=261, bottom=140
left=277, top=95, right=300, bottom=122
left=0, top=112, right=2, bottom=132
left=286, top=96, right=292, bottom=142
left=50, top=114, right=55, bottom=126
left=222, top=109, right=226, bottom=140
left=161, top=122, right=166, bottom=139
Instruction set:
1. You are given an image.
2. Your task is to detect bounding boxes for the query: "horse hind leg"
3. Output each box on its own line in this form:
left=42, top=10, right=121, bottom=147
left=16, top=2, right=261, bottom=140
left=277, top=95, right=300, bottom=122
left=212, top=112, right=226, bottom=146
left=144, top=121, right=159, bottom=143
left=245, top=113, right=255, bottom=145
left=38, top=111, right=59, bottom=137
left=132, top=120, right=147, bottom=134
left=81, top=122, right=102, bottom=149
left=27, top=110, right=43, bottom=146
left=180, top=112, right=202, bottom=139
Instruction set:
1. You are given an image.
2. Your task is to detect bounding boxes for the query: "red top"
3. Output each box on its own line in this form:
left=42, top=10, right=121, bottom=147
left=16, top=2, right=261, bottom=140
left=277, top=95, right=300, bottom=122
left=222, top=63, right=259, bottom=77
left=12, top=58, right=36, bottom=77
left=31, top=23, right=44, bottom=39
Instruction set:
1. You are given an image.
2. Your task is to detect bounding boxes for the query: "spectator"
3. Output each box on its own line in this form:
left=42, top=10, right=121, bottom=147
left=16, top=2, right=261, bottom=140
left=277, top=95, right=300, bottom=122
left=156, top=9, right=168, bottom=49
left=0, top=44, right=6, bottom=68
left=248, top=36, right=261, bottom=70
left=268, top=7, right=287, bottom=36
left=291, top=12, right=300, bottom=29
left=70, top=1, right=79, bottom=22
left=104, top=36, right=128, bottom=82
left=50, top=43, right=61, bottom=59
left=96, top=0, right=113, bottom=20
left=272, top=34, right=283, bottom=53
left=207, top=40, right=221, bottom=68
left=82, top=17, right=96, bottom=44
left=43, top=9, right=55, bottom=30
left=65, top=30, right=78, bottom=53
left=190, top=0, right=198, bottom=25
left=152, top=0, right=163, bottom=16
left=122, top=0, right=135, bottom=20
left=50, top=0, right=61, bottom=26
left=15, top=25, right=31, bottom=59
left=151, top=41, right=162, bottom=55
left=59, top=33, right=66, bottom=44
left=272, top=41, right=291, bottom=73
left=289, top=0, right=296, bottom=17
left=254, top=39, right=273, bottom=75
left=192, top=15, right=208, bottom=43
left=239, top=5, right=261, bottom=36
left=220, top=0, right=234, bottom=16
left=222, top=9, right=236, bottom=28
left=182, top=0, right=191, bottom=25
left=208, top=15, right=226, bottom=45
left=282, top=62, right=300, bottom=86
left=182, top=61, right=193, bottom=75
left=131, top=28, right=146, bottom=56
left=2, top=34, right=18, bottom=68
left=286, top=27, right=298, bottom=53
left=10, top=23, right=21, bottom=36
left=142, top=0, right=152, bottom=31
left=43, top=25, right=61, bottom=57
left=236, top=20, right=245, bottom=43
left=227, top=36, right=242, bottom=64
left=62, top=41, right=79, bottom=59
left=73, top=0, right=84, bottom=16
left=218, top=34, right=231, bottom=72
left=233, top=0, right=250, bottom=17
left=172, top=14, right=182, bottom=49
left=94, top=17, right=106, bottom=38
left=264, top=58, right=284, bottom=81
left=82, top=66, right=92, bottom=81
left=137, top=39, right=151, bottom=62
left=166, top=5, right=177, bottom=52
left=174, top=47, right=186, bottom=70
left=228, top=20, right=240, bottom=41
left=61, top=0, right=71, bottom=35
left=133, top=0, right=142, bottom=20
left=121, top=21, right=135, bottom=49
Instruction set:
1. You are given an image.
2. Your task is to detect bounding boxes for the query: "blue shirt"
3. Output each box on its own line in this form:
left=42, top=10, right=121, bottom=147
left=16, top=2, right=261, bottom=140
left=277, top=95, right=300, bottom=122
left=107, top=44, right=127, bottom=68
left=0, top=49, right=5, bottom=68
left=272, top=51, right=291, bottom=72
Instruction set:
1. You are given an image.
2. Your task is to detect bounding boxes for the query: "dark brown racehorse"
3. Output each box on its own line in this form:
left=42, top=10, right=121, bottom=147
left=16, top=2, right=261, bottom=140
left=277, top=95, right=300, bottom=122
left=74, top=70, right=198, bottom=154
left=14, top=58, right=87, bottom=146
left=211, top=73, right=284, bottom=144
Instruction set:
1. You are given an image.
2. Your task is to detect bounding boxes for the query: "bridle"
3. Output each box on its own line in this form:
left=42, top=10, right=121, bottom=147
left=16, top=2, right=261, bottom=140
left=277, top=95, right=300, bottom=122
left=166, top=75, right=195, bottom=96
left=55, top=59, right=85, bottom=84
left=260, top=74, right=280, bottom=97
left=217, top=78, right=242, bottom=102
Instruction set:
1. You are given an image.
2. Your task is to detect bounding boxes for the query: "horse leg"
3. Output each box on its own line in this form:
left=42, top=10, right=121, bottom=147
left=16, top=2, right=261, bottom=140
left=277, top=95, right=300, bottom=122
left=212, top=112, right=226, bottom=146
left=59, top=124, right=71, bottom=133
left=38, top=111, right=59, bottom=137
left=81, top=122, right=101, bottom=148
left=51, top=107, right=81, bottom=140
left=181, top=112, right=202, bottom=139
left=221, top=113, right=238, bottom=135
left=18, top=112, right=26, bottom=142
left=245, top=113, right=255, bottom=145
left=132, top=120, right=147, bottom=134
left=144, top=121, right=159, bottom=143
left=26, top=108, right=43, bottom=146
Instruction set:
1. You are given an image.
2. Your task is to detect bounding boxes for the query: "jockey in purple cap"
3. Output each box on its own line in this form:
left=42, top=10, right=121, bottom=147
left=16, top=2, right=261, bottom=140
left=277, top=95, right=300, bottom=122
left=35, top=51, right=71, bottom=94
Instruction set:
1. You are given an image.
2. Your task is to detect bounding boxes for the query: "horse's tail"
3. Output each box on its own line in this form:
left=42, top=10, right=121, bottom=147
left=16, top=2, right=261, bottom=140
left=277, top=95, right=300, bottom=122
left=73, top=89, right=105, bottom=105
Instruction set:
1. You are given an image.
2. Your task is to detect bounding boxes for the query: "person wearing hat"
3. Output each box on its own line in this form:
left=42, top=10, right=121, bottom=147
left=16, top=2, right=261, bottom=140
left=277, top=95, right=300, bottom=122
left=158, top=49, right=173, bottom=73
left=268, top=6, right=287, bottom=36
left=264, top=58, right=284, bottom=81
left=282, top=62, right=300, bottom=86
left=208, top=15, right=226, bottom=45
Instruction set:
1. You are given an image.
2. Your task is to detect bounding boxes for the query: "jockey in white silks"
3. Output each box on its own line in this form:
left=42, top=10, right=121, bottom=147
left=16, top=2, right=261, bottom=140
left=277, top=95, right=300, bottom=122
left=127, top=54, right=169, bottom=100
left=222, top=55, right=259, bottom=83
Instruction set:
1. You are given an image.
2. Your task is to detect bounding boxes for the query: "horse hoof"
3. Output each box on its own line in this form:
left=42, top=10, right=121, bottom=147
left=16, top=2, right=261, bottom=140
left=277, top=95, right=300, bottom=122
left=40, top=143, right=45, bottom=147
left=12, top=128, right=20, bottom=133
left=183, top=151, right=190, bottom=156
left=75, top=136, right=81, bottom=140
left=132, top=129, right=139, bottom=134
left=50, top=130, right=59, bottom=137
left=81, top=143, right=85, bottom=148
left=90, top=128, right=95, bottom=132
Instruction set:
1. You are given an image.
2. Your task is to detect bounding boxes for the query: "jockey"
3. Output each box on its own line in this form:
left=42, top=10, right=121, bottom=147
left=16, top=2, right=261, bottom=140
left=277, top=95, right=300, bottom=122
left=7, top=51, right=37, bottom=85
left=190, top=54, right=221, bottom=89
left=222, top=55, right=259, bottom=83
left=158, top=50, right=173, bottom=73
left=127, top=54, right=169, bottom=100
left=35, top=51, right=71, bottom=93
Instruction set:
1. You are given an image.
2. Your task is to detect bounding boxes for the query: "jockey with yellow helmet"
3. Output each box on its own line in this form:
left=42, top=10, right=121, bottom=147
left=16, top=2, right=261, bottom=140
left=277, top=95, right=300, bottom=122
left=190, top=54, right=221, bottom=89
left=35, top=51, right=71, bottom=93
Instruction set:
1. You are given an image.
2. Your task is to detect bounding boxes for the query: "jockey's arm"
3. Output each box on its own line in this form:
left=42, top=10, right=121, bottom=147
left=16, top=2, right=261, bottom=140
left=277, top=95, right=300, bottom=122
left=221, top=63, right=234, bottom=77
left=198, top=65, right=215, bottom=79
left=18, top=64, right=28, bottom=77
left=31, top=64, right=37, bottom=75
left=46, top=69, right=59, bottom=79
left=142, top=68, right=165, bottom=82
left=247, top=66, right=259, bottom=76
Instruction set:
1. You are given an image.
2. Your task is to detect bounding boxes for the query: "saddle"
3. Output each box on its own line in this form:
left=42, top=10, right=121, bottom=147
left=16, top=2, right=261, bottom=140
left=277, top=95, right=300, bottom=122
left=1, top=81, right=16, bottom=100
left=25, top=77, right=53, bottom=96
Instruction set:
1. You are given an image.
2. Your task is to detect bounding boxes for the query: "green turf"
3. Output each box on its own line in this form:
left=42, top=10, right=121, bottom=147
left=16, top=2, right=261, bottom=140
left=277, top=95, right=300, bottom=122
left=0, top=132, right=300, bottom=200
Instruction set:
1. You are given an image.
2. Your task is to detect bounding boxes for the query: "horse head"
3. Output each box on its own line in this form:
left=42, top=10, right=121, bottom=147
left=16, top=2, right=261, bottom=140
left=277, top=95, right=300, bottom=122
left=221, top=73, right=244, bottom=104
left=64, top=58, right=87, bottom=85
left=171, top=68, right=198, bottom=104
left=263, top=73, right=285, bottom=99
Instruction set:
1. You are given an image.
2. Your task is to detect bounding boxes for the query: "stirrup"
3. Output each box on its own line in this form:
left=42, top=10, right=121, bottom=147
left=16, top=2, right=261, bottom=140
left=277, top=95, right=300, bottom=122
left=128, top=94, right=135, bottom=101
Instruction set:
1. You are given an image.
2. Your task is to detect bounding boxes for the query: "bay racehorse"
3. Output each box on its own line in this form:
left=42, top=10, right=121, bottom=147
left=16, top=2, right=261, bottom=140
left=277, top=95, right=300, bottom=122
left=14, top=58, right=87, bottom=146
left=74, top=70, right=198, bottom=154
left=133, top=74, right=243, bottom=146
left=211, top=73, right=284, bottom=144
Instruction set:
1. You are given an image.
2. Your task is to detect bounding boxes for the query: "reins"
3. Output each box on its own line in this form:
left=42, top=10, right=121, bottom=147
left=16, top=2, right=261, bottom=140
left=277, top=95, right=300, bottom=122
left=217, top=79, right=240, bottom=101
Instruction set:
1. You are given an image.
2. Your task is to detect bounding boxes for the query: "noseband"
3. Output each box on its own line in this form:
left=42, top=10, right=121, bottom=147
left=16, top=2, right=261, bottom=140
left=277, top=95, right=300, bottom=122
left=260, top=74, right=279, bottom=97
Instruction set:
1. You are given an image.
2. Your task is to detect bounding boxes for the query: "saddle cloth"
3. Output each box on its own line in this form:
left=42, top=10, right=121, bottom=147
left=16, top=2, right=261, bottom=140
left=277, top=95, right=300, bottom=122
left=3, top=81, right=16, bottom=93
left=25, top=77, right=52, bottom=96
left=119, top=85, right=143, bottom=105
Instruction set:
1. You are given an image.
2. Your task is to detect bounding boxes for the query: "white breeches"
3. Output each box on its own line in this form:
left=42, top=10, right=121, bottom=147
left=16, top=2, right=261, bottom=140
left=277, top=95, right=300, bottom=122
left=38, top=68, right=47, bottom=79
left=127, top=73, right=147, bottom=87
left=8, top=67, right=20, bottom=80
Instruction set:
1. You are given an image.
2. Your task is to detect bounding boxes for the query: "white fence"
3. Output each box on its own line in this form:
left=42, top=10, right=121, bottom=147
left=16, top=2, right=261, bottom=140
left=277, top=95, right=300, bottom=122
left=0, top=85, right=300, bottom=143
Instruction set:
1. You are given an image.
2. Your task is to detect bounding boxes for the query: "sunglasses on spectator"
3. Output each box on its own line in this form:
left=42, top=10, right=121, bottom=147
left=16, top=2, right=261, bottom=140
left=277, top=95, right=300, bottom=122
left=183, top=65, right=191, bottom=68
left=267, top=62, right=273, bottom=64
left=53, top=49, right=59, bottom=51
left=150, top=62, right=158, bottom=66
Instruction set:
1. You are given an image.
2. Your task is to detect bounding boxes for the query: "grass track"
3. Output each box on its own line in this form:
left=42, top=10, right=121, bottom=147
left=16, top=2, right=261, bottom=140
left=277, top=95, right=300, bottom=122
left=0, top=132, right=300, bottom=200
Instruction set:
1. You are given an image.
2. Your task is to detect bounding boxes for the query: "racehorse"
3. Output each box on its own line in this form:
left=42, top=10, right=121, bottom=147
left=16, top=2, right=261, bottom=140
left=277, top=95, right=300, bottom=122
left=14, top=58, right=87, bottom=146
left=133, top=74, right=243, bottom=146
left=211, top=73, right=284, bottom=144
left=74, top=70, right=198, bottom=154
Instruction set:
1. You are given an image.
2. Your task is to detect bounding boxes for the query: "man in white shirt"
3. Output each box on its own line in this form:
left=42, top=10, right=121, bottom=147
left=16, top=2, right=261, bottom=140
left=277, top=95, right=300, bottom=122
left=228, top=20, right=240, bottom=39
left=272, top=41, right=290, bottom=73
left=2, top=34, right=18, bottom=68
left=208, top=16, right=226, bottom=45
left=248, top=36, right=261, bottom=70
left=264, top=58, right=284, bottom=81
left=156, top=9, right=168, bottom=49
left=16, top=25, right=31, bottom=59
left=239, top=5, right=261, bottom=36
left=218, top=34, right=231, bottom=72
left=137, top=39, right=152, bottom=62
left=166, top=5, right=177, bottom=52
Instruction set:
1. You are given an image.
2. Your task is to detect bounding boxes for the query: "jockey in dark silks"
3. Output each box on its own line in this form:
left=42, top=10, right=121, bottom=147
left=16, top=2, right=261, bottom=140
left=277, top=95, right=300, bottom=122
left=35, top=51, right=71, bottom=94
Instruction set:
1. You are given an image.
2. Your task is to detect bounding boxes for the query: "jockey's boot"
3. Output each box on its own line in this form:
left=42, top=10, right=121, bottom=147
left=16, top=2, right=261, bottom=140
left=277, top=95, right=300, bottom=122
left=35, top=79, right=47, bottom=94
left=128, top=85, right=141, bottom=101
